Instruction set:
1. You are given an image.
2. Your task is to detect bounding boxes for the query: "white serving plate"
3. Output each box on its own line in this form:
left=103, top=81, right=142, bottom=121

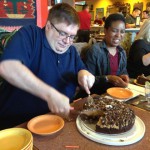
left=76, top=116, right=145, bottom=146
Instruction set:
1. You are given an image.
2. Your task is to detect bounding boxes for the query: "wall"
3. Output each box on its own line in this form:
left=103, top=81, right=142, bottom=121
left=37, top=0, right=48, bottom=28
left=38, top=0, right=76, bottom=28
left=36, top=0, right=150, bottom=27
left=62, top=0, right=75, bottom=7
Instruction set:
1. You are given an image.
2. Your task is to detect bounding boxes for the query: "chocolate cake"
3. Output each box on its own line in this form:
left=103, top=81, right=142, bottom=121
left=137, top=74, right=150, bottom=85
left=80, top=96, right=135, bottom=134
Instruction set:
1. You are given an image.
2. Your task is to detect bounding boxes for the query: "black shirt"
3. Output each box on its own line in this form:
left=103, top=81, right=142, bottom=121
left=127, top=39, right=150, bottom=78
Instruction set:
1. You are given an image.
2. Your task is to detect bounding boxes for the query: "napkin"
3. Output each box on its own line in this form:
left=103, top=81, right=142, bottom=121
left=128, top=83, right=145, bottom=96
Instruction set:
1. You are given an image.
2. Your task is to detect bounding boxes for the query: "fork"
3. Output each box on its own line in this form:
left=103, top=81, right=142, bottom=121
left=86, top=94, right=94, bottom=106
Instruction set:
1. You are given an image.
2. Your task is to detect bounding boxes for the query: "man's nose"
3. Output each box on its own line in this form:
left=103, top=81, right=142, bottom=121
left=63, top=37, right=70, bottom=44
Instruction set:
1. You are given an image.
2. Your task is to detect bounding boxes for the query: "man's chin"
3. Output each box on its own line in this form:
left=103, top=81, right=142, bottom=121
left=55, top=48, right=68, bottom=54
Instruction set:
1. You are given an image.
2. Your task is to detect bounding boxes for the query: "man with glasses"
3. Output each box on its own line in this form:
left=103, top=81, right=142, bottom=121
left=0, top=3, right=95, bottom=129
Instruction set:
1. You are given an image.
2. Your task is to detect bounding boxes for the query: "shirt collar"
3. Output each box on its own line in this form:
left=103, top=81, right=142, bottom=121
left=99, top=40, right=124, bottom=52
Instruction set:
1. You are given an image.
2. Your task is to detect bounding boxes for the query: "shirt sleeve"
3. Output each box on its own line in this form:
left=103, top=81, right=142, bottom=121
left=125, top=15, right=134, bottom=24
left=125, top=16, right=131, bottom=24
left=85, top=44, right=98, bottom=75
left=85, top=43, right=107, bottom=83
left=129, top=40, right=147, bottom=65
left=0, top=26, right=39, bottom=67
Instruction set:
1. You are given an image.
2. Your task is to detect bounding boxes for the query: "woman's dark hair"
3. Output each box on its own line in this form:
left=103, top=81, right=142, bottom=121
left=104, top=13, right=125, bottom=29
left=48, top=3, right=80, bottom=26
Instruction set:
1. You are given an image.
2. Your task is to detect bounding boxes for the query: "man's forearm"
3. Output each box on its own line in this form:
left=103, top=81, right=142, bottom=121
left=0, top=60, right=53, bottom=101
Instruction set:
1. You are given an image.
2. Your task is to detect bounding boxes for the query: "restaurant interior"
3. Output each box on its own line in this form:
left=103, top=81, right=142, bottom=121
left=1, top=0, right=150, bottom=55
left=0, top=0, right=150, bottom=150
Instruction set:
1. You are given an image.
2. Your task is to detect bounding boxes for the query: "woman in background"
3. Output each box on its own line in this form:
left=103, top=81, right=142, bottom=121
left=127, top=18, right=150, bottom=78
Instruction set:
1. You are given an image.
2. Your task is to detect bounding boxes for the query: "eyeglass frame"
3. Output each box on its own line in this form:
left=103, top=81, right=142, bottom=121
left=51, top=22, right=76, bottom=41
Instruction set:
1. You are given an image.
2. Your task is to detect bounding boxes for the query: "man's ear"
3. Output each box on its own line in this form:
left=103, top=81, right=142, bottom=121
left=45, top=21, right=51, bottom=31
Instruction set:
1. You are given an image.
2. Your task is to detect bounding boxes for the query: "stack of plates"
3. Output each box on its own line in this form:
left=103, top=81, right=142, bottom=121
left=0, top=128, right=33, bottom=150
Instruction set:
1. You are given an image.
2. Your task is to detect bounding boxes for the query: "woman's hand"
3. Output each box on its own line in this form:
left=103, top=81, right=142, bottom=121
left=119, top=75, right=129, bottom=83
left=107, top=75, right=129, bottom=87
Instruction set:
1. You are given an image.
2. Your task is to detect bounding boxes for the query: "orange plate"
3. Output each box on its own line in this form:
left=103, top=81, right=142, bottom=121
left=133, top=79, right=144, bottom=87
left=27, top=114, right=64, bottom=136
left=107, top=87, right=133, bottom=99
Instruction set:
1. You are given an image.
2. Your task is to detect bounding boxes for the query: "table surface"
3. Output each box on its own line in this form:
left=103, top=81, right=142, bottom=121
left=125, top=28, right=140, bottom=33
left=17, top=95, right=150, bottom=150
left=90, top=26, right=140, bottom=32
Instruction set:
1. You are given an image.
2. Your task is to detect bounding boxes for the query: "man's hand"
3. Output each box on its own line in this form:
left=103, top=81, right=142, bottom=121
left=142, top=53, right=150, bottom=66
left=78, top=70, right=95, bottom=94
left=46, top=88, right=74, bottom=117
left=0, top=60, right=73, bottom=118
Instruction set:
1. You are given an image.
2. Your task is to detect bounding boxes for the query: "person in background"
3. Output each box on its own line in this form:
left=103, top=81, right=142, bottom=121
left=118, top=8, right=124, bottom=16
left=0, top=3, right=95, bottom=129
left=94, top=14, right=103, bottom=26
left=126, top=7, right=142, bottom=28
left=102, top=16, right=106, bottom=23
left=147, top=6, right=150, bottom=12
left=75, top=13, right=129, bottom=98
left=77, top=4, right=91, bottom=43
left=127, top=19, right=150, bottom=78
left=142, top=10, right=150, bottom=22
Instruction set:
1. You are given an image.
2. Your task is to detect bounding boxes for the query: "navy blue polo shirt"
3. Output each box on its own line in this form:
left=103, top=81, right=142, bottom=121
left=0, top=25, right=86, bottom=128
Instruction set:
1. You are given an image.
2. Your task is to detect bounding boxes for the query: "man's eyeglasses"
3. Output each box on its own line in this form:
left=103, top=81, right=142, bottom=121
left=51, top=23, right=76, bottom=42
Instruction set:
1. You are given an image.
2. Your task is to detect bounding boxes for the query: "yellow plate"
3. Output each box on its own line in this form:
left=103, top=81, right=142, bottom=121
left=0, top=128, right=32, bottom=150
left=27, top=114, right=64, bottom=136
left=107, top=87, right=133, bottom=99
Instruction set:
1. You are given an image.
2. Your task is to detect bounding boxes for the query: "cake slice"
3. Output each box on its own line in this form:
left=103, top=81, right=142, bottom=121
left=137, top=74, right=150, bottom=85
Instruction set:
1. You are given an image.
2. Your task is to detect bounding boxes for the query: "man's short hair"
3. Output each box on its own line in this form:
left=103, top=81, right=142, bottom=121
left=133, top=7, right=141, bottom=12
left=48, top=3, right=80, bottom=26
left=143, top=10, right=150, bottom=16
left=82, top=4, right=89, bottom=10
left=104, top=13, right=125, bottom=29
left=143, top=10, right=149, bottom=14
